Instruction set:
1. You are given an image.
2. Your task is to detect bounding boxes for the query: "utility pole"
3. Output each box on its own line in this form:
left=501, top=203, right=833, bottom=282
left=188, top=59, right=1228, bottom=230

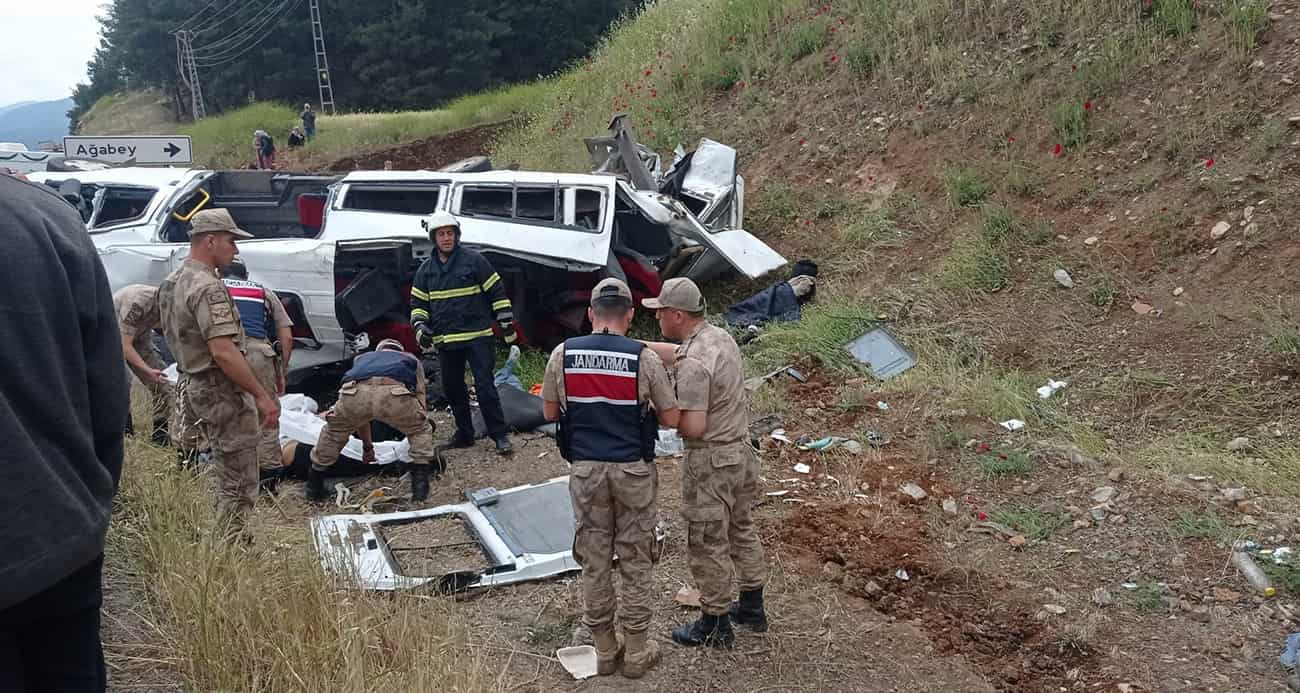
left=308, top=0, right=336, bottom=115
left=174, top=30, right=206, bottom=121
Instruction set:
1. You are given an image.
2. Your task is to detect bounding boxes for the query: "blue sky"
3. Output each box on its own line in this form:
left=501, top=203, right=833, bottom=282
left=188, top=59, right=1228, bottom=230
left=2, top=1, right=104, bottom=107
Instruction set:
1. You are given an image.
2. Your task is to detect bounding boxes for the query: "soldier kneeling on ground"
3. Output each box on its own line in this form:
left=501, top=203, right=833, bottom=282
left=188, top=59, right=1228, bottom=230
left=306, top=339, right=439, bottom=503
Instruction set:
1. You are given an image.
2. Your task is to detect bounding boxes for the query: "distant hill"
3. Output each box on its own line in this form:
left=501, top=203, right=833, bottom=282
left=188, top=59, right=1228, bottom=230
left=0, top=98, right=74, bottom=147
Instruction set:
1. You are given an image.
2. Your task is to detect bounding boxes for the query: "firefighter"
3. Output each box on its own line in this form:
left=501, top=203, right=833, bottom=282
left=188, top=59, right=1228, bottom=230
left=409, top=211, right=515, bottom=455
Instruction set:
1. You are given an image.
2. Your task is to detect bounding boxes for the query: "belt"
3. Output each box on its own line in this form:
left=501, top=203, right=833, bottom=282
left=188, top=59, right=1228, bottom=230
left=684, top=439, right=745, bottom=450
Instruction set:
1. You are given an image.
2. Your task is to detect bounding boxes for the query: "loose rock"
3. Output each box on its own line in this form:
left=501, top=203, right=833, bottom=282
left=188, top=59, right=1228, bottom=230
left=1221, top=487, right=1248, bottom=502
left=1131, top=301, right=1154, bottom=315
left=1092, top=588, right=1114, bottom=606
left=1227, top=436, right=1251, bottom=452
left=1054, top=269, right=1074, bottom=288
left=1091, top=486, right=1119, bottom=503
left=1211, top=221, right=1231, bottom=240
left=942, top=497, right=959, bottom=515
left=1107, top=468, right=1125, bottom=482
left=1172, top=287, right=1184, bottom=297
left=1008, top=534, right=1028, bottom=548
left=899, top=482, right=928, bottom=501
left=1084, top=236, right=1099, bottom=246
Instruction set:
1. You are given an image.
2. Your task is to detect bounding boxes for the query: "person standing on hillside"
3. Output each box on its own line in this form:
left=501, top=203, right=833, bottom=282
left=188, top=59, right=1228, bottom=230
left=409, top=211, right=516, bottom=456
left=641, top=278, right=769, bottom=648
left=300, top=104, right=316, bottom=140
left=0, top=174, right=128, bottom=692
left=113, top=284, right=172, bottom=445
left=220, top=258, right=294, bottom=493
left=160, top=208, right=280, bottom=540
left=252, top=130, right=275, bottom=169
left=541, top=278, right=680, bottom=679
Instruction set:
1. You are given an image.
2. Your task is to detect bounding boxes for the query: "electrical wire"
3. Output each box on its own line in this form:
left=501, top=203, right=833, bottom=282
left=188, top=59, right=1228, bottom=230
left=193, top=0, right=305, bottom=68
left=191, top=0, right=287, bottom=58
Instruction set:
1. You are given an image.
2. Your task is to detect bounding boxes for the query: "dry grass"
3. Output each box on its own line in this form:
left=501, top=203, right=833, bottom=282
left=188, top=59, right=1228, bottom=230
left=110, top=394, right=490, bottom=692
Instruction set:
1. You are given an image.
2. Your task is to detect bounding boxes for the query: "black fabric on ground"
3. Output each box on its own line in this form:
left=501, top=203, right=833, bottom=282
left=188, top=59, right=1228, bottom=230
left=724, top=282, right=802, bottom=329
left=285, top=443, right=405, bottom=480
left=0, top=554, right=105, bottom=693
left=471, top=384, right=549, bottom=438
left=0, top=176, right=127, bottom=612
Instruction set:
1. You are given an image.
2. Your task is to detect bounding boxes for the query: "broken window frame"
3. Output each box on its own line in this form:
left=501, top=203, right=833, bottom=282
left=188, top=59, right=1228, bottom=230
left=87, top=184, right=159, bottom=232
left=455, top=183, right=595, bottom=233
left=339, top=182, right=445, bottom=216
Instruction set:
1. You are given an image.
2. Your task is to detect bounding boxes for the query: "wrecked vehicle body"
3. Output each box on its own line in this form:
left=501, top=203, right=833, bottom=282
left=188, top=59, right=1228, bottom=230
left=30, top=120, right=784, bottom=383
left=311, top=476, right=579, bottom=591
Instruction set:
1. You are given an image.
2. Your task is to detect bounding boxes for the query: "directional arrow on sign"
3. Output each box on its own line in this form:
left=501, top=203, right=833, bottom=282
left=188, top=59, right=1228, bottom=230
left=164, top=142, right=182, bottom=158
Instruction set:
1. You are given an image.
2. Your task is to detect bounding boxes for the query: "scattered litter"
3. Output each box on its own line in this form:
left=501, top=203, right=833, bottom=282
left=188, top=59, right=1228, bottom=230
left=770, top=428, right=793, bottom=444
left=1281, top=632, right=1300, bottom=672
left=1091, top=486, right=1118, bottom=504
left=356, top=488, right=390, bottom=513
left=673, top=586, right=702, bottom=608
left=765, top=490, right=790, bottom=497
left=334, top=483, right=351, bottom=508
left=1121, top=582, right=1139, bottom=590
left=538, top=451, right=549, bottom=459
left=842, top=440, right=865, bottom=455
left=865, top=430, right=890, bottom=447
left=844, top=327, right=917, bottom=379
left=1036, top=379, right=1068, bottom=399
left=793, top=463, right=812, bottom=474
left=1000, top=419, right=1026, bottom=431
left=898, top=482, right=928, bottom=501
left=1042, top=603, right=1067, bottom=615
left=1275, top=547, right=1295, bottom=564
left=796, top=435, right=861, bottom=452
left=876, top=401, right=890, bottom=410
left=744, top=365, right=808, bottom=391
left=895, top=568, right=910, bottom=581
left=1232, top=544, right=1277, bottom=597
left=1053, top=269, right=1074, bottom=288
left=556, top=646, right=598, bottom=680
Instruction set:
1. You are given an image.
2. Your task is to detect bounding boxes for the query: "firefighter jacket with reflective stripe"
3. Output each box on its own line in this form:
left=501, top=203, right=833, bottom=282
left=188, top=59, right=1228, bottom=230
left=222, top=278, right=269, bottom=340
left=343, top=349, right=419, bottom=392
left=561, top=333, right=644, bottom=463
left=409, top=244, right=513, bottom=348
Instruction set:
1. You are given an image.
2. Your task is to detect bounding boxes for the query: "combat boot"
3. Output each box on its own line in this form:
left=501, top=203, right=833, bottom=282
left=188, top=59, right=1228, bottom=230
left=305, top=467, right=329, bottom=503
left=727, top=587, right=769, bottom=632
left=410, top=465, right=431, bottom=503
left=622, top=630, right=659, bottom=679
left=258, top=467, right=282, bottom=495
left=670, top=612, right=734, bottom=648
left=592, top=628, right=623, bottom=676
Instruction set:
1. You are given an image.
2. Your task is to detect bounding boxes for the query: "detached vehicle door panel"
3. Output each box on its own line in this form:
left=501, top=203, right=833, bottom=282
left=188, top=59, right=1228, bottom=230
left=236, top=239, right=346, bottom=371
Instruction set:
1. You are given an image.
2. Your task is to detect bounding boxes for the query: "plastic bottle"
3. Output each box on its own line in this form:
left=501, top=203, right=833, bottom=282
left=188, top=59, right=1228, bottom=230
left=1231, top=547, right=1276, bottom=597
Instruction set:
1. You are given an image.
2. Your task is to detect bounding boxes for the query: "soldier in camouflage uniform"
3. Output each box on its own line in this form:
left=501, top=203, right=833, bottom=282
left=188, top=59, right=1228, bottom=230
left=643, top=278, right=769, bottom=648
left=113, top=284, right=172, bottom=445
left=307, top=338, right=438, bottom=502
left=542, top=279, right=680, bottom=679
left=160, top=208, right=280, bottom=539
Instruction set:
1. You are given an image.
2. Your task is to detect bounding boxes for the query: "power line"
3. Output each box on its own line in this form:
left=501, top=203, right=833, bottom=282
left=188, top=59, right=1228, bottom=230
left=190, top=1, right=242, bottom=36
left=192, top=0, right=302, bottom=67
left=176, top=0, right=226, bottom=31
left=191, top=0, right=289, bottom=58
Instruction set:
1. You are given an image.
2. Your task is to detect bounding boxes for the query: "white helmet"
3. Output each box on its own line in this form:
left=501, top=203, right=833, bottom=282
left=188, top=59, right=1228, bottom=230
left=421, top=210, right=460, bottom=239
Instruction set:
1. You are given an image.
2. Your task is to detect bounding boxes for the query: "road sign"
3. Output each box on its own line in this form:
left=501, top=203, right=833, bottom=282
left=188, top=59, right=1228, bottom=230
left=62, top=136, right=193, bottom=165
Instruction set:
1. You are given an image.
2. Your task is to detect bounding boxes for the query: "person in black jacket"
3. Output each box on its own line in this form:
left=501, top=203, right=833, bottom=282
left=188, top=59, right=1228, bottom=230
left=410, top=211, right=516, bottom=455
left=0, top=175, right=128, bottom=692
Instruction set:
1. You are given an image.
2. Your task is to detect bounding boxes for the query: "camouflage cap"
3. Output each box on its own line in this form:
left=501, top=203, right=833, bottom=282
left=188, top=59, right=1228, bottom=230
left=590, top=277, right=633, bottom=306
left=642, top=277, right=705, bottom=312
left=190, top=208, right=253, bottom=239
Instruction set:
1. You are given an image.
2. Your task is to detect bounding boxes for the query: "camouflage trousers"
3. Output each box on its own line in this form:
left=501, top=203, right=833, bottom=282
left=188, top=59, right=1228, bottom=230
left=311, top=377, right=435, bottom=470
left=126, top=347, right=172, bottom=437
left=175, top=370, right=260, bottom=537
left=681, top=441, right=768, bottom=615
left=569, top=460, right=658, bottom=634
left=245, top=339, right=282, bottom=471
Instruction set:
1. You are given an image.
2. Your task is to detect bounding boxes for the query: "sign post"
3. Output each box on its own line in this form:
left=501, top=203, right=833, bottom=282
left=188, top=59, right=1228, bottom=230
left=62, top=136, right=194, bottom=165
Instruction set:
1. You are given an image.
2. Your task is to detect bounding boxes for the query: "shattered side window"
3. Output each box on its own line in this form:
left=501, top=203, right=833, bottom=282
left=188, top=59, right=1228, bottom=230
left=515, top=187, right=557, bottom=223
left=341, top=185, right=441, bottom=215
left=91, top=186, right=156, bottom=229
left=572, top=189, right=603, bottom=231
left=460, top=186, right=513, bottom=219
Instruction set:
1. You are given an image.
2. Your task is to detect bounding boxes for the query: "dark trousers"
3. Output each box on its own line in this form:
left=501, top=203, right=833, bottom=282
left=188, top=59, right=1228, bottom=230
left=438, top=338, right=507, bottom=441
left=0, top=555, right=105, bottom=693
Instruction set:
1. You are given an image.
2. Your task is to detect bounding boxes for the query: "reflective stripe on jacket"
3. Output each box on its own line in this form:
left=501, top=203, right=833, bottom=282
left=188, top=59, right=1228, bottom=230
left=409, top=244, right=513, bottom=348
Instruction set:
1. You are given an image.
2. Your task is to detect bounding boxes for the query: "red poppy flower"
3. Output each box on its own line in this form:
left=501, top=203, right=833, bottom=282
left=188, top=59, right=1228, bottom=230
left=1052, top=143, right=1063, bottom=157
left=977, top=511, right=988, bottom=521
left=737, top=81, right=746, bottom=88
left=830, top=54, right=839, bottom=62
left=1071, top=64, right=1077, bottom=72
left=839, top=17, right=846, bottom=24
left=867, top=175, right=875, bottom=181
left=650, top=90, right=657, bottom=97
left=644, top=69, right=652, bottom=76
left=1008, top=136, right=1016, bottom=143
left=805, top=219, right=813, bottom=226
left=799, top=138, right=806, bottom=145
left=1084, top=100, right=1092, bottom=111
left=1205, top=158, right=1215, bottom=168
left=917, top=104, right=925, bottom=112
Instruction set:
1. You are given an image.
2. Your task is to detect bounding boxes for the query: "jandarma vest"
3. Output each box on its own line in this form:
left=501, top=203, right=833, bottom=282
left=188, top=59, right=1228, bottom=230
left=343, top=349, right=419, bottom=392
left=561, top=332, right=646, bottom=462
left=222, top=278, right=269, bottom=340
